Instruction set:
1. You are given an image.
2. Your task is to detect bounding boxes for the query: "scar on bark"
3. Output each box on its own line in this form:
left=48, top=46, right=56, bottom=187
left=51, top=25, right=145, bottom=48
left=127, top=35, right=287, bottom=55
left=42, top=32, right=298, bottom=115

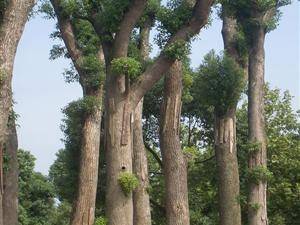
left=121, top=102, right=131, bottom=145
left=216, top=118, right=234, bottom=153
left=162, top=98, right=171, bottom=134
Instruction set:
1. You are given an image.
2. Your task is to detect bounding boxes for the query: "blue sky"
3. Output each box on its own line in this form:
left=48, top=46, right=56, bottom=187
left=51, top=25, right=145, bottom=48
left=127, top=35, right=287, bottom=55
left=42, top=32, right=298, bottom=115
left=13, top=2, right=299, bottom=174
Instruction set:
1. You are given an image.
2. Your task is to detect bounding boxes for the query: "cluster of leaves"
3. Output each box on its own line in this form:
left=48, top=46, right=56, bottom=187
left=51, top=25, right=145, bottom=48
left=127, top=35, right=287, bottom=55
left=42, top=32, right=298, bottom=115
left=222, top=0, right=291, bottom=35
left=111, top=57, right=142, bottom=79
left=247, top=166, right=273, bottom=184
left=193, top=50, right=245, bottom=116
left=118, top=172, right=139, bottom=196
left=94, top=217, right=108, bottom=225
left=156, top=0, right=194, bottom=46
left=163, top=40, right=190, bottom=60
left=18, top=149, right=56, bottom=225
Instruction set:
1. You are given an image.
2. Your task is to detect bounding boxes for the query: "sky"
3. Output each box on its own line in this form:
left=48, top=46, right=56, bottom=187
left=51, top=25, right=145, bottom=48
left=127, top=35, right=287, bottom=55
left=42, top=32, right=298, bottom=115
left=13, top=2, right=299, bottom=175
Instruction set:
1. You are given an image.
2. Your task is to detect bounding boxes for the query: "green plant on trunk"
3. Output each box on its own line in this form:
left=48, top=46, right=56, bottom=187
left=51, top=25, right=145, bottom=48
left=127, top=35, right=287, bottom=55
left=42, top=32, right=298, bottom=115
left=163, top=40, right=190, bottom=60
left=118, top=172, right=139, bottom=197
left=111, top=57, right=142, bottom=79
left=249, top=202, right=261, bottom=213
left=248, top=166, right=273, bottom=184
left=94, top=217, right=108, bottom=225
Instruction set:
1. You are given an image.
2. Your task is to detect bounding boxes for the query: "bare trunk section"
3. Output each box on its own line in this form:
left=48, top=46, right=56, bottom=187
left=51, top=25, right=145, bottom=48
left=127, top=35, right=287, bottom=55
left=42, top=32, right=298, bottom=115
left=3, top=120, right=18, bottom=225
left=213, top=12, right=244, bottom=225
left=0, top=1, right=35, bottom=224
left=247, top=26, right=267, bottom=225
left=70, top=88, right=103, bottom=225
left=132, top=19, right=151, bottom=225
left=159, top=61, right=190, bottom=225
left=214, top=110, right=241, bottom=225
left=105, top=84, right=134, bottom=225
left=133, top=99, right=151, bottom=225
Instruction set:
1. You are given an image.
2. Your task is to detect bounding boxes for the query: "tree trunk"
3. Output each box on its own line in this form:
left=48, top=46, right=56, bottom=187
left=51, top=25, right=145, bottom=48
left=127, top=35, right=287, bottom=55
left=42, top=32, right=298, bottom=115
left=159, top=61, right=190, bottom=225
left=132, top=99, right=151, bottom=225
left=3, top=120, right=18, bottom=225
left=132, top=19, right=151, bottom=225
left=0, top=1, right=34, bottom=224
left=70, top=87, right=103, bottom=225
left=247, top=26, right=268, bottom=225
left=213, top=12, right=244, bottom=225
left=214, top=110, right=241, bottom=225
left=105, top=78, right=134, bottom=225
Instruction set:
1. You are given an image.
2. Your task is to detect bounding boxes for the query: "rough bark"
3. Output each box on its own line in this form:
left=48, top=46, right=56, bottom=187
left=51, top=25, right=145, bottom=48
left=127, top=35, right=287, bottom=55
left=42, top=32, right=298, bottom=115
left=159, top=61, right=190, bottom=225
left=3, top=120, right=18, bottom=225
left=213, top=12, right=244, bottom=225
left=0, top=1, right=35, bottom=224
left=70, top=88, right=103, bottom=225
left=214, top=110, right=241, bottom=225
left=132, top=20, right=151, bottom=225
left=247, top=26, right=268, bottom=225
left=101, top=1, right=212, bottom=224
left=50, top=2, right=104, bottom=224
left=133, top=99, right=151, bottom=225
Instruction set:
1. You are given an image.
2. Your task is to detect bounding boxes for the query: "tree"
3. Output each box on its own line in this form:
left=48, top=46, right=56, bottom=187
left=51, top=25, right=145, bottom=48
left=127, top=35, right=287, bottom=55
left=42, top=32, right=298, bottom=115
left=193, top=49, right=245, bottom=225
left=0, top=1, right=35, bottom=223
left=223, top=1, right=291, bottom=224
left=18, top=149, right=56, bottom=225
left=3, top=115, right=18, bottom=225
left=42, top=1, right=106, bottom=223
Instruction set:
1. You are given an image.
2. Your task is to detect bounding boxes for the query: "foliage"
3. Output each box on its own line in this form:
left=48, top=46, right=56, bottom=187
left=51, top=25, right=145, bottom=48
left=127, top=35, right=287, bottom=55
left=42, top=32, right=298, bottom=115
left=156, top=0, right=194, bottom=46
left=118, top=172, right=139, bottom=196
left=163, top=40, right=190, bottom=60
left=94, top=217, right=108, bottom=225
left=111, top=57, right=142, bottom=79
left=18, top=149, right=56, bottom=225
left=194, top=50, right=245, bottom=116
left=247, top=166, right=273, bottom=184
left=222, top=0, right=291, bottom=35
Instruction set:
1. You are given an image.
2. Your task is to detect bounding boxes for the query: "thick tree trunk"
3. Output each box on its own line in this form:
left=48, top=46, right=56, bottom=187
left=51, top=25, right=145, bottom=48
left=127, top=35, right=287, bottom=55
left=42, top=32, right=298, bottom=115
left=3, top=120, right=18, bottom=225
left=105, top=81, right=134, bottom=225
left=159, top=61, right=190, bottom=225
left=132, top=20, right=151, bottom=225
left=213, top=13, right=243, bottom=225
left=0, top=1, right=34, bottom=224
left=132, top=99, right=151, bottom=225
left=70, top=87, right=103, bottom=225
left=214, top=110, right=241, bottom=225
left=247, top=27, right=268, bottom=225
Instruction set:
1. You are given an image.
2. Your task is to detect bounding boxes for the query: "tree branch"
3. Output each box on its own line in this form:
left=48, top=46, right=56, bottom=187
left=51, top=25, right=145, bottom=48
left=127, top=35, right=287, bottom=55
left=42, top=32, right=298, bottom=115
left=50, top=0, right=84, bottom=71
left=145, top=143, right=163, bottom=168
left=130, top=0, right=214, bottom=108
left=113, top=0, right=147, bottom=57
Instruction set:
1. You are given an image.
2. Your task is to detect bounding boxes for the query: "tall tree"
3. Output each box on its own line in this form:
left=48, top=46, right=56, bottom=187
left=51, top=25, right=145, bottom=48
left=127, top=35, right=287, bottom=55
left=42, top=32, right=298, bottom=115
left=3, top=116, right=18, bottom=225
left=159, top=60, right=190, bottom=225
left=205, top=7, right=248, bottom=225
left=45, top=1, right=105, bottom=224
left=43, top=1, right=213, bottom=224
left=223, top=1, right=291, bottom=224
left=132, top=13, right=153, bottom=225
left=0, top=1, right=35, bottom=224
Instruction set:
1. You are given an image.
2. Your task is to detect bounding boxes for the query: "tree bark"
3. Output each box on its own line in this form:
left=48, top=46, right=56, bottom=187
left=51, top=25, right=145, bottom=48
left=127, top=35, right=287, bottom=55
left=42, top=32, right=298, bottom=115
left=214, top=110, right=241, bottom=225
left=101, top=2, right=212, bottom=224
left=3, top=120, right=18, bottom=225
left=213, top=12, right=244, bottom=225
left=50, top=2, right=105, bottom=223
left=133, top=99, right=151, bottom=225
left=159, top=61, right=190, bottom=225
left=0, top=1, right=34, bottom=224
left=247, top=26, right=268, bottom=225
left=132, top=20, right=151, bottom=225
